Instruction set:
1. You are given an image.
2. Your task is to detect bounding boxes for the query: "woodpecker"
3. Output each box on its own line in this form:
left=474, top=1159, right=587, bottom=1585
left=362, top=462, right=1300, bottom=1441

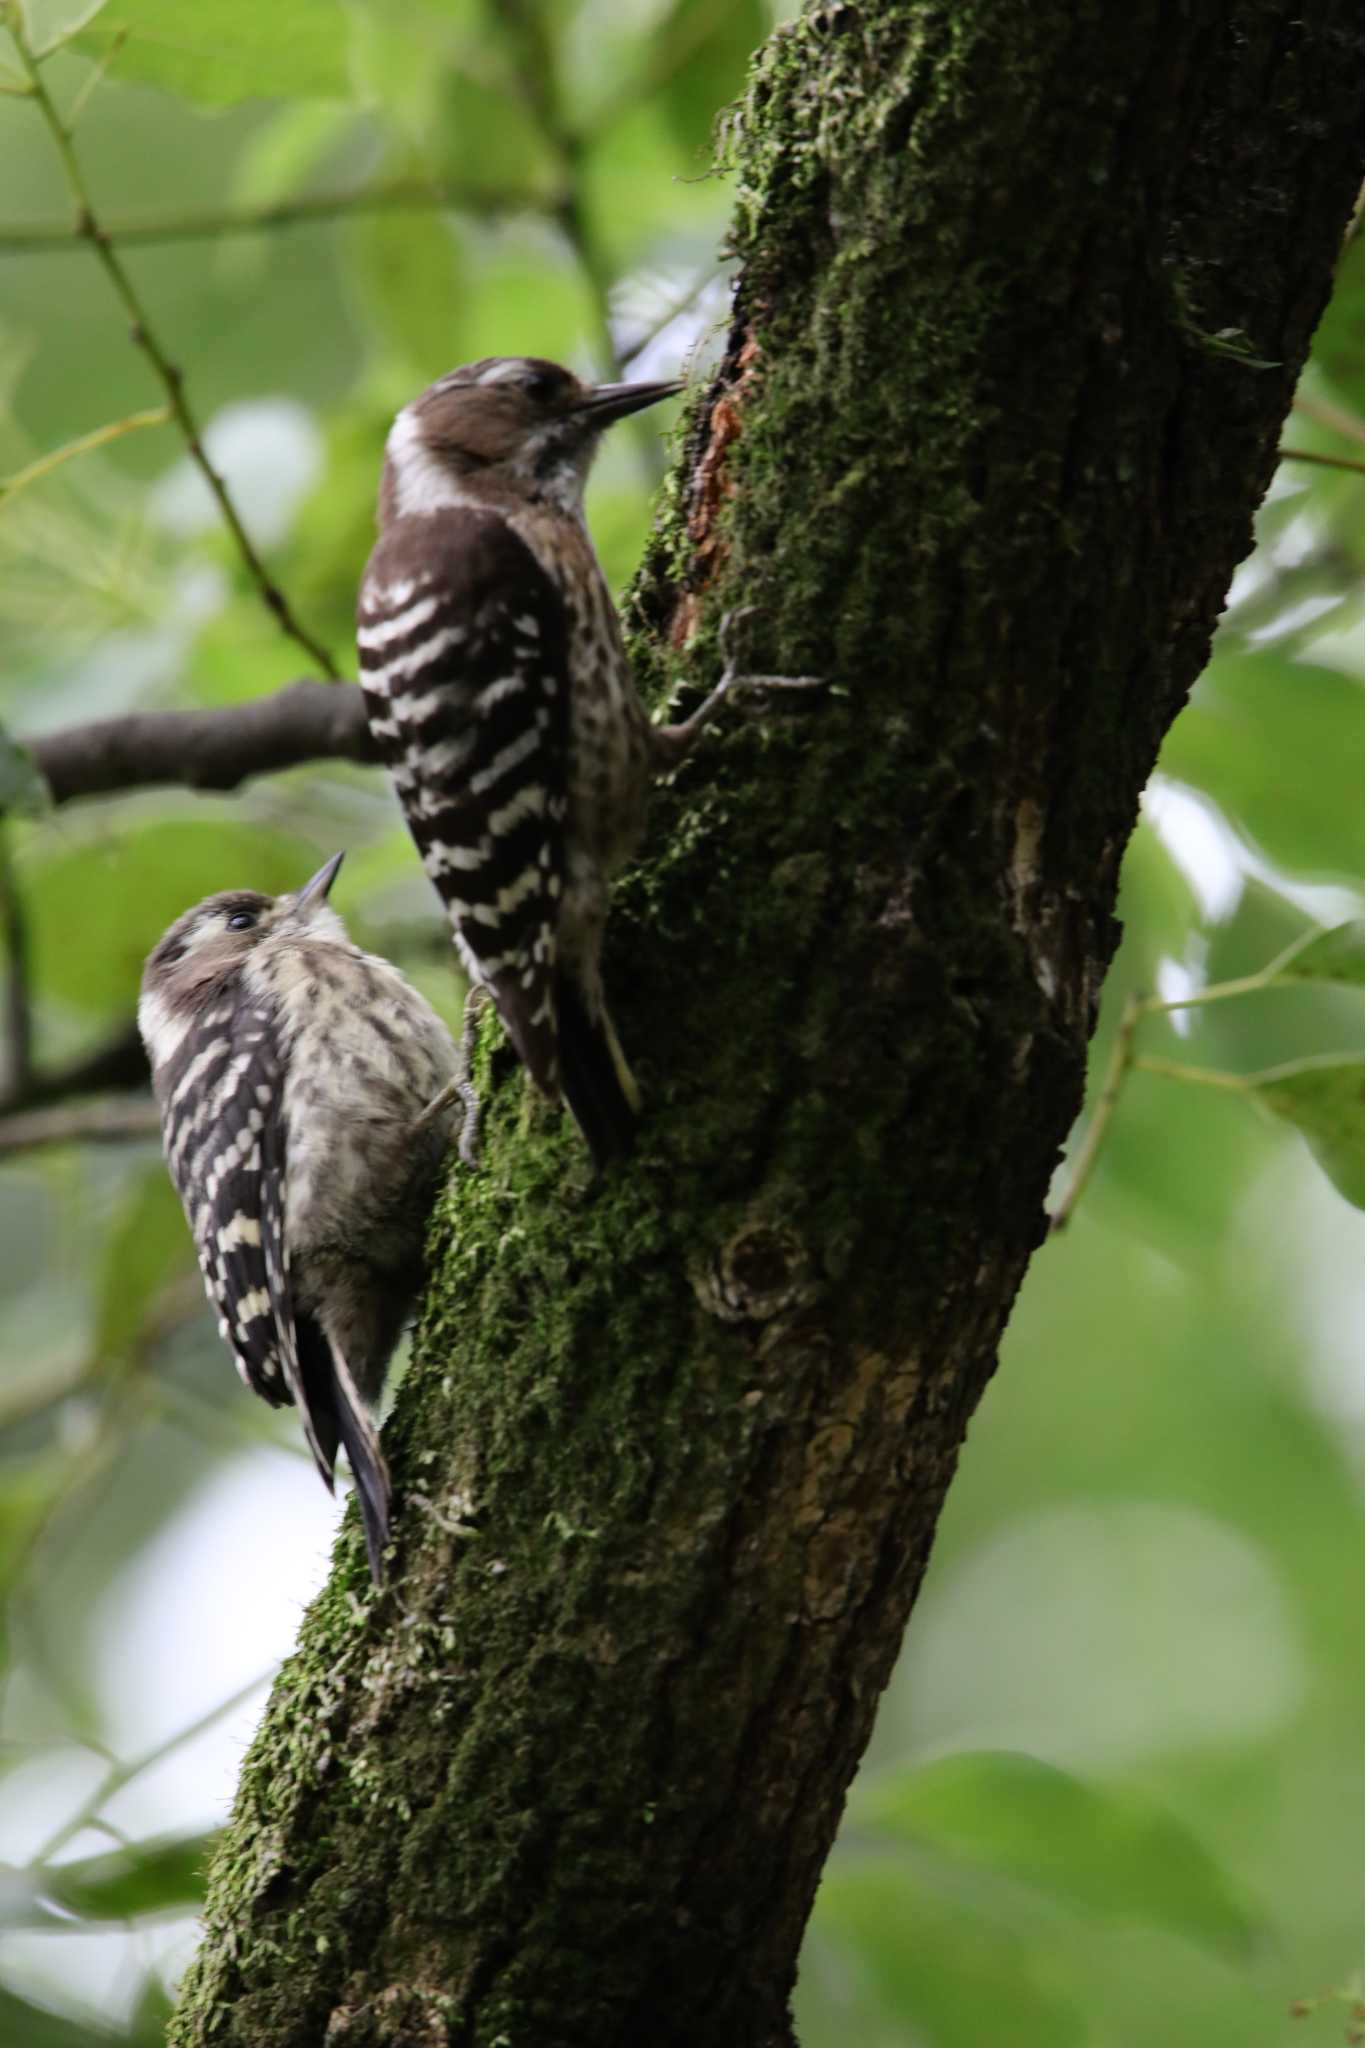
left=138, top=853, right=460, bottom=1583
left=357, top=355, right=738, bottom=1168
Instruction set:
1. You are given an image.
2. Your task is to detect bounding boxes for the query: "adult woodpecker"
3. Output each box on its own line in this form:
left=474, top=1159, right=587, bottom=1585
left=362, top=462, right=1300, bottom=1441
left=357, top=356, right=736, bottom=1168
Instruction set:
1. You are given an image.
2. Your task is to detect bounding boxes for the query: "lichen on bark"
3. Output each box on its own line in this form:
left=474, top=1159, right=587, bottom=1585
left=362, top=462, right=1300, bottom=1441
left=170, top=5, right=1365, bottom=2044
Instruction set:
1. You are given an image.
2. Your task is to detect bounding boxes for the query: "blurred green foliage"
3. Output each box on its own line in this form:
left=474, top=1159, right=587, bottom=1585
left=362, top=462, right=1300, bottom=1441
left=3, top=1, right=1365, bottom=2042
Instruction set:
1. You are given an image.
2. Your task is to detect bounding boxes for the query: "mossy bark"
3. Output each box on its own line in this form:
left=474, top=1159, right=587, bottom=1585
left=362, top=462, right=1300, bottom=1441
left=170, top=5, right=1365, bottom=2044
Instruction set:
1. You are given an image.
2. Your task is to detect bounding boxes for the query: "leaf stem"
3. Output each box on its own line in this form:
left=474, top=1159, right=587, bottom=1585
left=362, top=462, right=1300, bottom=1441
left=1140, top=967, right=1276, bottom=1013
left=0, top=405, right=170, bottom=502
left=1131, top=1055, right=1250, bottom=1091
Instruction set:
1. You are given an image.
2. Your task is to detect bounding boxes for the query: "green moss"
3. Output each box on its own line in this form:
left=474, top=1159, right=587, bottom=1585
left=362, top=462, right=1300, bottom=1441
left=171, top=3, right=1364, bottom=2041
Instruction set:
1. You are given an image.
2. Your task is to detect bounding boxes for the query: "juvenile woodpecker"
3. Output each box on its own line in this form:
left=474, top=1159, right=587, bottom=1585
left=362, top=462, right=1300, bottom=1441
left=138, top=854, right=460, bottom=1583
left=357, top=355, right=736, bottom=1168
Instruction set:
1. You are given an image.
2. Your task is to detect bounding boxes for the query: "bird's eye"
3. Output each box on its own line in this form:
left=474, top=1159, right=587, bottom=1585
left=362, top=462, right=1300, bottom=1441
left=521, top=368, right=559, bottom=402
left=226, top=910, right=257, bottom=932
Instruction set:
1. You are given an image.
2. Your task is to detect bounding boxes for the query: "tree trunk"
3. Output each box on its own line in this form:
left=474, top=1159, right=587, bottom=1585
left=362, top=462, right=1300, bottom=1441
left=169, top=5, right=1365, bottom=2043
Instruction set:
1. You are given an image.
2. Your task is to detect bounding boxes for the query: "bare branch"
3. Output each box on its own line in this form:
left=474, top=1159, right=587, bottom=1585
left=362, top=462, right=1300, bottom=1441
left=0, top=1018, right=147, bottom=1118
left=0, top=1095, right=160, bottom=1153
left=0, top=178, right=556, bottom=253
left=28, top=677, right=377, bottom=807
left=1280, top=444, right=1365, bottom=477
left=7, top=21, right=340, bottom=679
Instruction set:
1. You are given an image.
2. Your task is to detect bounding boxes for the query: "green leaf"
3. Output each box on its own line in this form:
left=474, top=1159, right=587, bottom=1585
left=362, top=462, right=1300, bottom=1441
left=0, top=726, right=50, bottom=816
left=0, top=1983, right=117, bottom=2046
left=25, top=818, right=316, bottom=1017
left=656, top=0, right=765, bottom=157
left=431, top=71, right=558, bottom=199
left=75, top=0, right=352, bottom=106
left=0, top=1446, right=81, bottom=1596
left=1250, top=1056, right=1365, bottom=1210
left=125, top=1971, right=175, bottom=2047
left=0, top=1861, right=64, bottom=1930
left=39, top=1831, right=212, bottom=1921
left=91, top=1160, right=193, bottom=1366
left=815, top=1860, right=1092, bottom=2048
left=347, top=202, right=465, bottom=383
left=229, top=100, right=357, bottom=212
left=1269, top=919, right=1365, bottom=990
left=1162, top=650, right=1365, bottom=879
left=1309, top=228, right=1365, bottom=422
left=857, top=1750, right=1263, bottom=1960
left=346, top=2, right=444, bottom=143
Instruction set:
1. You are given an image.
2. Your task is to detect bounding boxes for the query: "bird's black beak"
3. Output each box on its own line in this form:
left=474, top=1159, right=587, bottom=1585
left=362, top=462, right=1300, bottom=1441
left=578, top=377, right=683, bottom=426
left=295, top=851, right=345, bottom=909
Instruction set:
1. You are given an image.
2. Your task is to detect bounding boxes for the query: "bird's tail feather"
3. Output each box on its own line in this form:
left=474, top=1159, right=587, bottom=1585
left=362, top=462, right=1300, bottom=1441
left=295, top=1315, right=391, bottom=1584
left=554, top=971, right=638, bottom=1171
left=332, top=1350, right=392, bottom=1586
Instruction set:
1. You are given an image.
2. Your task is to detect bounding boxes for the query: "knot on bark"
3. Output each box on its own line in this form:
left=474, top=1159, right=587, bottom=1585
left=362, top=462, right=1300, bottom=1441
left=690, top=1221, right=821, bottom=1326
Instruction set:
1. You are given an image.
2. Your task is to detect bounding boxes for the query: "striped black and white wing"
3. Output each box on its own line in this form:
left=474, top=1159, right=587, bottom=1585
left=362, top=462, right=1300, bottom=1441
left=358, top=507, right=570, bottom=1096
left=154, top=989, right=298, bottom=1411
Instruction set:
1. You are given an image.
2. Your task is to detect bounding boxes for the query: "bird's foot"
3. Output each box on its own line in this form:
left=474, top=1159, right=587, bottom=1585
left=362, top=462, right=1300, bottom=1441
left=651, top=605, right=827, bottom=769
left=414, top=988, right=489, bottom=1167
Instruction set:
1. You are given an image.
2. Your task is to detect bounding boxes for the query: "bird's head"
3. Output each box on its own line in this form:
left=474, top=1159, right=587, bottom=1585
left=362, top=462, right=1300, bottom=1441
left=377, top=356, right=682, bottom=524
left=139, top=854, right=348, bottom=1067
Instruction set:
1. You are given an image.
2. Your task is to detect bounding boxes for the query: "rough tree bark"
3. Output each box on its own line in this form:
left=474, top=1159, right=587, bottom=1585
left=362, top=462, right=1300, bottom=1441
left=169, top=5, right=1365, bottom=2044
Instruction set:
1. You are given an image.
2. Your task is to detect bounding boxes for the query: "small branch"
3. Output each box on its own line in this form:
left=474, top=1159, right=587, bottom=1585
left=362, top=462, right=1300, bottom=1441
left=28, top=676, right=377, bottom=806
left=0, top=826, right=32, bottom=1097
left=0, top=1095, right=160, bottom=1152
left=1049, top=938, right=1320, bottom=1229
left=0, top=177, right=555, bottom=253
left=0, top=405, right=169, bottom=503
left=0, top=1018, right=147, bottom=1118
left=1279, top=445, right=1365, bottom=477
left=7, top=22, right=339, bottom=678
left=1049, top=990, right=1143, bottom=1231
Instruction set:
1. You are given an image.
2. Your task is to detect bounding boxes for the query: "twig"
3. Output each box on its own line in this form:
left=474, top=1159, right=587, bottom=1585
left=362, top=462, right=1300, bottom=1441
left=1279, top=446, right=1365, bottom=478
left=28, top=675, right=376, bottom=805
left=1131, top=1055, right=1251, bottom=1091
left=0, top=825, right=31, bottom=1098
left=1049, top=991, right=1143, bottom=1231
left=0, top=1095, right=160, bottom=1153
left=0, top=177, right=556, bottom=253
left=6, top=20, right=339, bottom=678
left=0, top=405, right=169, bottom=502
left=1291, top=391, right=1365, bottom=450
